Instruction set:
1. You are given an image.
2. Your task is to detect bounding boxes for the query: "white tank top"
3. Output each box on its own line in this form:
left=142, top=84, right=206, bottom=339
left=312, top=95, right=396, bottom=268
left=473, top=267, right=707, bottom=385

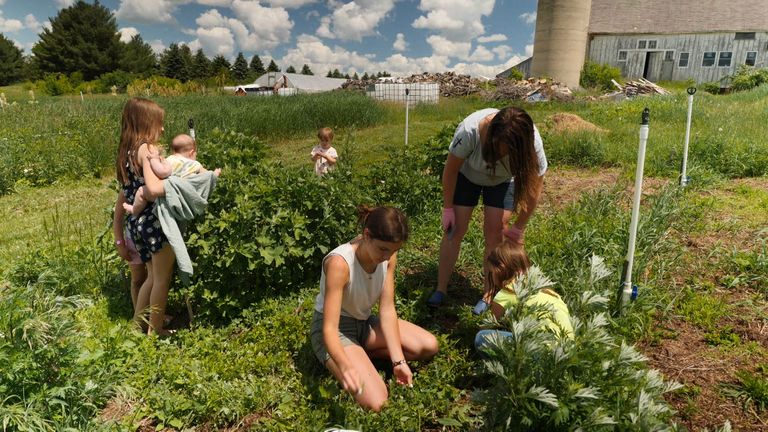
left=313, top=240, right=387, bottom=320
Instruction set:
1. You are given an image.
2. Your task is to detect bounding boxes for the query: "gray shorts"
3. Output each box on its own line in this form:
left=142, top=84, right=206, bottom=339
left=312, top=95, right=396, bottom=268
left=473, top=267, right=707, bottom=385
left=310, top=310, right=380, bottom=364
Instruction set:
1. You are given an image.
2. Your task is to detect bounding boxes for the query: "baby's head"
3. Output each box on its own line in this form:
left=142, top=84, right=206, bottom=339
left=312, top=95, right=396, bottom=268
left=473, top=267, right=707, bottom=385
left=171, top=134, right=197, bottom=159
left=318, top=127, right=334, bottom=148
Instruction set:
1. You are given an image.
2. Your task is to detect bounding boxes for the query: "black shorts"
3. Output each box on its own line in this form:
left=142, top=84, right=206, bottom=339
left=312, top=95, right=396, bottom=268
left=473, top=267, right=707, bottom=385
left=453, top=171, right=515, bottom=210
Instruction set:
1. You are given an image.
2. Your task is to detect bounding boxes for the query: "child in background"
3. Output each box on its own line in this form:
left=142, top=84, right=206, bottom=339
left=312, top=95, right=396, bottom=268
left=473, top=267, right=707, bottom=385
left=474, top=237, right=573, bottom=352
left=123, top=133, right=220, bottom=215
left=311, top=127, right=338, bottom=176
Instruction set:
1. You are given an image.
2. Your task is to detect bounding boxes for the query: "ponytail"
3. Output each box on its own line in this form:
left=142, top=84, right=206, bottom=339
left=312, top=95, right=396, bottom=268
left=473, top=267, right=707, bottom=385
left=357, top=205, right=409, bottom=243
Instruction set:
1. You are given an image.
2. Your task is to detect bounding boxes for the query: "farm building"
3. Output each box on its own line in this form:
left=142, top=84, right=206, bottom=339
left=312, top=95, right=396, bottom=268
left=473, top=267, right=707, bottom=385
left=250, top=72, right=348, bottom=93
left=499, top=0, right=768, bottom=86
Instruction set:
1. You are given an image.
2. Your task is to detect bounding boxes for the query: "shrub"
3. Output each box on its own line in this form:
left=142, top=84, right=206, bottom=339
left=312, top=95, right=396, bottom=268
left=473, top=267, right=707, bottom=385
left=580, top=61, right=622, bottom=91
left=37, top=73, right=75, bottom=96
left=127, top=76, right=206, bottom=97
left=730, top=65, right=768, bottom=92
left=94, top=70, right=139, bottom=93
left=701, top=81, right=721, bottom=94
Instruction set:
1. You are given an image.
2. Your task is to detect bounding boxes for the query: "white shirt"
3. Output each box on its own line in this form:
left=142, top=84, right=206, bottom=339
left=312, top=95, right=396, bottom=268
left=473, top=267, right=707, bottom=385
left=311, top=145, right=338, bottom=176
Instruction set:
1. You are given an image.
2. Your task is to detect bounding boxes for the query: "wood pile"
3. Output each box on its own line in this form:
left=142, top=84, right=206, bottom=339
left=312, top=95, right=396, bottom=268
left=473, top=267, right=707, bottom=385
left=341, top=72, right=483, bottom=97
left=481, top=77, right=573, bottom=102
left=601, top=78, right=670, bottom=99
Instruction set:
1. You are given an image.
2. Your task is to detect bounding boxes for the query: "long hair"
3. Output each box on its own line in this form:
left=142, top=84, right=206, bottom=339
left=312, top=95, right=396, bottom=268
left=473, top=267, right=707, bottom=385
left=357, top=205, right=409, bottom=243
left=486, top=240, right=530, bottom=298
left=481, top=107, right=539, bottom=213
left=116, top=98, right=165, bottom=184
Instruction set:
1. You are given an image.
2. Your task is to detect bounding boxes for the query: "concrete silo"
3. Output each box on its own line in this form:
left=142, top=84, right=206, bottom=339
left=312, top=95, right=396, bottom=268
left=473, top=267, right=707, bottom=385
left=530, top=0, right=592, bottom=88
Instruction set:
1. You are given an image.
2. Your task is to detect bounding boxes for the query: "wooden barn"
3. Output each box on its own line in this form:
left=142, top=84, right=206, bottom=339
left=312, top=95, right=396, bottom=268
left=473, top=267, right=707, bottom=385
left=500, top=0, right=768, bottom=85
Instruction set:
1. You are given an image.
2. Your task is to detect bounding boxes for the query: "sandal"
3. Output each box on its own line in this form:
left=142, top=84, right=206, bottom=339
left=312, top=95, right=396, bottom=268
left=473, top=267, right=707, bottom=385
left=427, top=290, right=446, bottom=308
left=472, top=299, right=490, bottom=315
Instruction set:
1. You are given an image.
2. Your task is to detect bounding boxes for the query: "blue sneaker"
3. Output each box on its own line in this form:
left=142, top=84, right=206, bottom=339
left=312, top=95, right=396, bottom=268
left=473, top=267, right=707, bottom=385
left=427, top=290, right=446, bottom=308
left=472, top=299, right=490, bottom=315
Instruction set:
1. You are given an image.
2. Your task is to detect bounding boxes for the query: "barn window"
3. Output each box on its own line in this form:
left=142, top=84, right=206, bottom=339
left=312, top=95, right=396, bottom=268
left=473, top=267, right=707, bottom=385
left=745, top=51, right=757, bottom=66
left=702, top=52, right=716, bottom=67
left=618, top=50, right=628, bottom=61
left=718, top=52, right=732, bottom=67
left=637, top=40, right=647, bottom=49
left=664, top=50, right=674, bottom=61
left=648, top=40, right=658, bottom=49
left=735, top=32, right=756, bottom=40
left=678, top=52, right=689, bottom=67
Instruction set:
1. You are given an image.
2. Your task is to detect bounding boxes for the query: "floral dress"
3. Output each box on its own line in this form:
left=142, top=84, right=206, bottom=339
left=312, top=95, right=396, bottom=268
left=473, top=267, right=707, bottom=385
left=122, top=150, right=167, bottom=262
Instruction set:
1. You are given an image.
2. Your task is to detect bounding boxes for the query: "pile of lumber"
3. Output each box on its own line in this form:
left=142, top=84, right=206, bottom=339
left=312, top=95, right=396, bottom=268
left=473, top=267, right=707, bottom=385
left=341, top=72, right=484, bottom=97
left=604, top=78, right=670, bottom=98
left=482, top=77, right=573, bottom=102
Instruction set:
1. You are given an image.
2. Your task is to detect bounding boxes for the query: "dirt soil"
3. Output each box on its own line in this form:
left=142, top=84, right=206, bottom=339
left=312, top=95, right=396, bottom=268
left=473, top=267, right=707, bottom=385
left=547, top=112, right=609, bottom=135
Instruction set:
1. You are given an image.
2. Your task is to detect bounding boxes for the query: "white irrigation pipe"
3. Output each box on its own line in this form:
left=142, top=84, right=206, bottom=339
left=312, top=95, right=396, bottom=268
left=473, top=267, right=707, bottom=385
left=404, top=88, right=410, bottom=147
left=680, top=87, right=696, bottom=187
left=617, top=107, right=650, bottom=314
left=188, top=118, right=196, bottom=142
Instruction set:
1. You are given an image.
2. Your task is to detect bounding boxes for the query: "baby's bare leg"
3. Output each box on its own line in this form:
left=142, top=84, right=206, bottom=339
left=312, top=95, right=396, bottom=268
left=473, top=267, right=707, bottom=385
left=122, top=186, right=148, bottom=215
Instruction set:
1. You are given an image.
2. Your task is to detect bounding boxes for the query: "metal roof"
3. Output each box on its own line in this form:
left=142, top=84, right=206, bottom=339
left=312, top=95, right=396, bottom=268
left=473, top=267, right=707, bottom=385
left=252, top=73, right=348, bottom=92
left=589, top=0, right=768, bottom=34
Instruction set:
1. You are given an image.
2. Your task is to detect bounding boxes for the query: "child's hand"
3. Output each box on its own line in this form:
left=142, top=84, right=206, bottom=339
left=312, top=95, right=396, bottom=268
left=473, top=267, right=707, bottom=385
left=213, top=168, right=222, bottom=177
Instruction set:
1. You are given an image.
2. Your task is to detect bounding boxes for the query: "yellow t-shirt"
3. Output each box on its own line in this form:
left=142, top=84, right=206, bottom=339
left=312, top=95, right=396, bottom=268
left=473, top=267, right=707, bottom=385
left=493, top=287, right=573, bottom=338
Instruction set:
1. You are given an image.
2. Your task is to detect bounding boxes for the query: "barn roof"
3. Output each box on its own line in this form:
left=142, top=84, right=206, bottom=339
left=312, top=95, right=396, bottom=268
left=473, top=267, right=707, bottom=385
left=252, top=73, right=348, bottom=92
left=589, top=0, right=768, bottom=34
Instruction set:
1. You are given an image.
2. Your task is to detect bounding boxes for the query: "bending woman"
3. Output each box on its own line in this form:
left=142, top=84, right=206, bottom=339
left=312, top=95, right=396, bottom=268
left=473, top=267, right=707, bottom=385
left=428, top=107, right=547, bottom=313
left=310, top=206, right=439, bottom=411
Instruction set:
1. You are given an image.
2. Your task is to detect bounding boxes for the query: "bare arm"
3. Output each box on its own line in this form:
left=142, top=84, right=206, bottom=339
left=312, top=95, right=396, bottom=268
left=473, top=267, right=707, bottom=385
left=148, top=153, right=172, bottom=179
left=378, top=252, right=412, bottom=385
left=322, top=256, right=362, bottom=393
left=113, top=191, right=130, bottom=261
left=138, top=144, right=166, bottom=200
left=321, top=153, right=337, bottom=165
left=441, top=153, right=464, bottom=209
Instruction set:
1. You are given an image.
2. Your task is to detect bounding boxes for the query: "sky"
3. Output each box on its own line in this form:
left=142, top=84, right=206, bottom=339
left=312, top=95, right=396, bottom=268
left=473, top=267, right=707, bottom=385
left=0, top=0, right=538, bottom=79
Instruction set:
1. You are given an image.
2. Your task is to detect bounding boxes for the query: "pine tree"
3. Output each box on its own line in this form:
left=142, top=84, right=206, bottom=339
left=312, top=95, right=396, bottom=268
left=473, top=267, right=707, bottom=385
left=159, top=43, right=187, bottom=81
left=332, top=68, right=342, bottom=78
left=191, top=49, right=210, bottom=80
left=344, top=73, right=350, bottom=79
left=352, top=72, right=359, bottom=80
left=179, top=44, right=193, bottom=82
left=0, top=33, right=24, bottom=85
left=266, top=59, right=280, bottom=72
left=285, top=65, right=296, bottom=73
left=119, top=34, right=156, bottom=76
left=300, top=64, right=313, bottom=75
left=231, top=52, right=249, bottom=81
left=362, top=72, right=369, bottom=80
left=326, top=70, right=333, bottom=78
left=249, top=54, right=265, bottom=77
left=32, top=0, right=122, bottom=80
left=210, top=55, right=231, bottom=75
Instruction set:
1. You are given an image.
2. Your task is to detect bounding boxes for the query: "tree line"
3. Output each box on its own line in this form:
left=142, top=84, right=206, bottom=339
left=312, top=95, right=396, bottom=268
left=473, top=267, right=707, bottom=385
left=0, top=1, right=391, bottom=89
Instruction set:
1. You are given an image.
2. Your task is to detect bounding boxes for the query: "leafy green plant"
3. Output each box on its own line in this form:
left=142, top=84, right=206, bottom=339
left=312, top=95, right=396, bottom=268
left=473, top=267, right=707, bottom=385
left=721, top=365, right=768, bottom=412
left=580, top=61, right=622, bottom=91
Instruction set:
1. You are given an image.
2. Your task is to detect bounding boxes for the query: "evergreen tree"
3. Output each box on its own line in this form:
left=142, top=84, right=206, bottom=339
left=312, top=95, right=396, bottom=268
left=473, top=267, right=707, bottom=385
left=32, top=0, right=122, bottom=80
left=120, top=34, right=155, bottom=76
left=352, top=72, right=359, bottom=80
left=326, top=70, right=333, bottom=77
left=179, top=44, right=194, bottom=82
left=0, top=34, right=23, bottom=85
left=210, top=55, right=231, bottom=75
left=300, top=64, right=313, bottom=75
left=191, top=49, right=211, bottom=80
left=159, top=43, right=187, bottom=81
left=285, top=65, right=296, bottom=73
left=332, top=68, right=342, bottom=78
left=344, top=73, right=350, bottom=79
left=231, top=52, right=249, bottom=81
left=249, top=54, right=265, bottom=77
left=266, top=59, right=280, bottom=72
left=362, top=72, right=369, bottom=80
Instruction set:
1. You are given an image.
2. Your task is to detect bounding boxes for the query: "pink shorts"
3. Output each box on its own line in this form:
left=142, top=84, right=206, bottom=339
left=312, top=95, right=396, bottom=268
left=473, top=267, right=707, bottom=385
left=124, top=230, right=143, bottom=265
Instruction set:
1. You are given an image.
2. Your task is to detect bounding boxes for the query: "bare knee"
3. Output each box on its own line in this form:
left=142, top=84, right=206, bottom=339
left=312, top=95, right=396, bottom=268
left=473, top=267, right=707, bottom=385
left=358, top=386, right=388, bottom=412
left=420, top=334, right=439, bottom=359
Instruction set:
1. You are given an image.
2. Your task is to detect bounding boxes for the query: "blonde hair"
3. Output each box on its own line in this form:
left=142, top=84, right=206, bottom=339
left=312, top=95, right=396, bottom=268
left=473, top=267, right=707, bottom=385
left=487, top=240, right=530, bottom=298
left=171, top=134, right=196, bottom=154
left=318, top=127, right=334, bottom=142
left=116, top=98, right=165, bottom=184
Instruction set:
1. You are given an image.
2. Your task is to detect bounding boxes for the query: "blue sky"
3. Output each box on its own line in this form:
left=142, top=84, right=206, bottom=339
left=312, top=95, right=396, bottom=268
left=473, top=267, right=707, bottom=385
left=0, top=0, right=537, bottom=78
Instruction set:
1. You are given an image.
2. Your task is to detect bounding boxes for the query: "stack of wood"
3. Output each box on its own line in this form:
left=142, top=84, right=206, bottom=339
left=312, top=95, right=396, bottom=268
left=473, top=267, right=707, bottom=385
left=482, top=77, right=573, bottom=102
left=602, top=78, right=670, bottom=99
left=341, top=72, right=484, bottom=97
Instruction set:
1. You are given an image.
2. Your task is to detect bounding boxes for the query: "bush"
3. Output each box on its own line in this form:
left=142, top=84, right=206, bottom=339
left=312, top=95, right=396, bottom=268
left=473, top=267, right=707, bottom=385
left=93, top=70, right=139, bottom=93
left=730, top=65, right=768, bottom=92
left=127, top=76, right=206, bottom=97
left=580, top=61, right=622, bottom=91
left=37, top=73, right=75, bottom=96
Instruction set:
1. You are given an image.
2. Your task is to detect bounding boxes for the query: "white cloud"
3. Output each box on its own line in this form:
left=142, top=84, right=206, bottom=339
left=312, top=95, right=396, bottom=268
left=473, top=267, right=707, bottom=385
left=468, top=45, right=494, bottom=62
left=118, top=27, right=140, bottom=43
left=197, top=0, right=233, bottom=5
left=193, top=26, right=236, bottom=57
left=149, top=39, right=167, bottom=54
left=519, top=11, right=536, bottom=24
left=115, top=0, right=176, bottom=24
left=265, top=0, right=317, bottom=8
left=426, top=35, right=470, bottom=60
left=24, top=14, right=42, bottom=32
left=0, top=0, right=5, bottom=5
left=0, top=12, right=24, bottom=33
left=393, top=32, right=407, bottom=51
left=412, top=0, right=494, bottom=41
left=316, top=0, right=396, bottom=42
left=231, top=0, right=293, bottom=50
left=477, top=33, right=506, bottom=43
left=451, top=54, right=524, bottom=79
left=316, top=16, right=334, bottom=38
left=55, top=0, right=75, bottom=8
left=492, top=44, right=512, bottom=60
left=525, top=43, right=534, bottom=57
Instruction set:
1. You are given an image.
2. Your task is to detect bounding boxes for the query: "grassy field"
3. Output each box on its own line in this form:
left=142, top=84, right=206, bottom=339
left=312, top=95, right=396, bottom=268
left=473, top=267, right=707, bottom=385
left=1, top=85, right=767, bottom=431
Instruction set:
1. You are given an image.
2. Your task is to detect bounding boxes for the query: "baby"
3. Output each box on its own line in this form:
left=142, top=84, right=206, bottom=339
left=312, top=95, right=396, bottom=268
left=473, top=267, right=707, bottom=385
left=124, top=134, right=220, bottom=215
left=310, top=127, right=338, bottom=176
